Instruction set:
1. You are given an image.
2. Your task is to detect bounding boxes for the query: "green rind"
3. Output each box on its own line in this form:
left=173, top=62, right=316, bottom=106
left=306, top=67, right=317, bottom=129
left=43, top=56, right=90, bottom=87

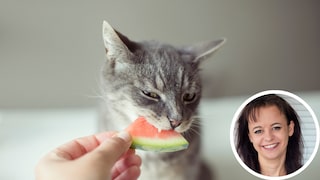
left=130, top=137, right=189, bottom=152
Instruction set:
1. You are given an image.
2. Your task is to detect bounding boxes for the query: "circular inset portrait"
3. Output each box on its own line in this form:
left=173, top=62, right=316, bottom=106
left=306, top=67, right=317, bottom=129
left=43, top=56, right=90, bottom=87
left=230, top=90, right=319, bottom=180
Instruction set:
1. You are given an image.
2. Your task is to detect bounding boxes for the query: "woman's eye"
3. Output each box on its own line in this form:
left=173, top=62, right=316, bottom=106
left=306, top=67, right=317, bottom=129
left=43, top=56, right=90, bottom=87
left=141, top=90, right=160, bottom=100
left=273, top=126, right=281, bottom=131
left=183, top=93, right=196, bottom=103
left=254, top=130, right=262, bottom=134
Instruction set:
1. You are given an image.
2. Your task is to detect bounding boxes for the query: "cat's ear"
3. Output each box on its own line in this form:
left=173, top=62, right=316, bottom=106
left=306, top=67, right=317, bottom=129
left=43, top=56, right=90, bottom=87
left=183, top=38, right=226, bottom=63
left=102, top=21, right=136, bottom=62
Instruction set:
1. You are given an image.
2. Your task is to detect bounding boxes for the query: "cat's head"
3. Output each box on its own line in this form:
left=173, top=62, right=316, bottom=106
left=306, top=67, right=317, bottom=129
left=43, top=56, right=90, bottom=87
left=101, top=21, right=225, bottom=133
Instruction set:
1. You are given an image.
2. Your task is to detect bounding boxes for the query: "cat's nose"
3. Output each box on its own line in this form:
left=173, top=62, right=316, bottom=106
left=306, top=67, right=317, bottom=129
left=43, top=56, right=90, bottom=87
left=169, top=119, right=182, bottom=129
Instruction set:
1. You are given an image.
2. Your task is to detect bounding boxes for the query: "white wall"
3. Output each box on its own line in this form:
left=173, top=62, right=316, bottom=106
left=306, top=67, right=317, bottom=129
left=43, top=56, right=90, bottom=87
left=1, top=0, right=319, bottom=108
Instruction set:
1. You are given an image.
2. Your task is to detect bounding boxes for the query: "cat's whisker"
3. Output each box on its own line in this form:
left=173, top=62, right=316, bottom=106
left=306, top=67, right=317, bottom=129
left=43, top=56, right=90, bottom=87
left=85, top=91, right=106, bottom=102
left=185, top=123, right=201, bottom=137
left=191, top=116, right=203, bottom=126
left=83, top=78, right=109, bottom=102
left=190, top=128, right=201, bottom=137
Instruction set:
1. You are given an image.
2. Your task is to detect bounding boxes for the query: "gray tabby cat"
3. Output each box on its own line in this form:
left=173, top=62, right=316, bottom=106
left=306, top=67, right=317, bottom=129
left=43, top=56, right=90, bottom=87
left=99, top=21, right=225, bottom=180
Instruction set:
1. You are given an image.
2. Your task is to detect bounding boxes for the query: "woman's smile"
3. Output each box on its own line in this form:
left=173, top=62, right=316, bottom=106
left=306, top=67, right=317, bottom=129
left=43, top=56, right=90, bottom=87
left=262, top=143, right=279, bottom=150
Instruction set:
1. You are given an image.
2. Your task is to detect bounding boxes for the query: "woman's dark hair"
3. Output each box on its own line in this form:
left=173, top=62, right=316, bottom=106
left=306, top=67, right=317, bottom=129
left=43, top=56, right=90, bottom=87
left=236, top=94, right=303, bottom=174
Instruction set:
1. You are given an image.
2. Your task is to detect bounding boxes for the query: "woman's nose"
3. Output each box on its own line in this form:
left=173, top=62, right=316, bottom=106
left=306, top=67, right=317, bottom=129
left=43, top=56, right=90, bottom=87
left=264, top=129, right=274, bottom=141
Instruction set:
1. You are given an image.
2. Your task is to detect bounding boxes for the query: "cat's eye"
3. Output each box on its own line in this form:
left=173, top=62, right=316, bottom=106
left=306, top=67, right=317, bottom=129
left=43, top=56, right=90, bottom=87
left=141, top=90, right=160, bottom=100
left=183, top=93, right=196, bottom=103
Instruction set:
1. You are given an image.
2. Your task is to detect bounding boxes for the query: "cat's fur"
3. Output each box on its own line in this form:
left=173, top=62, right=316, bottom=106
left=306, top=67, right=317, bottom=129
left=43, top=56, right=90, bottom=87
left=98, top=21, right=225, bottom=180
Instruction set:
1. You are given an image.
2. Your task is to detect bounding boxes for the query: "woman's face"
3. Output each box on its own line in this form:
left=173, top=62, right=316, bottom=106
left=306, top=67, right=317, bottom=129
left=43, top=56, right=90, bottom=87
left=248, top=105, right=294, bottom=162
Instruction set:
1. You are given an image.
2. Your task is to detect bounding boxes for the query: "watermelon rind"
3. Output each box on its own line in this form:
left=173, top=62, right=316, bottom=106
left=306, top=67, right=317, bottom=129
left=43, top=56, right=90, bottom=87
left=131, top=136, right=189, bottom=152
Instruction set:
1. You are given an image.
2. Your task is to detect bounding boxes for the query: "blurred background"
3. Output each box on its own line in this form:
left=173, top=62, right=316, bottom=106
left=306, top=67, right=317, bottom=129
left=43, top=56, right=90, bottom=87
left=1, top=0, right=320, bottom=108
left=0, top=0, right=319, bottom=179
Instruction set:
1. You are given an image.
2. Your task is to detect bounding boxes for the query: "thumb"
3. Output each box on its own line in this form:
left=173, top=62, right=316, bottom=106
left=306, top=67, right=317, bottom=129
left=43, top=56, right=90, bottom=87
left=85, top=131, right=132, bottom=168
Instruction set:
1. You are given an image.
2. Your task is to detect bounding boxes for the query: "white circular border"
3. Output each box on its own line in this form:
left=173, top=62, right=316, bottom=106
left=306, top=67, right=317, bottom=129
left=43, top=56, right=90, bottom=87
left=230, top=90, right=320, bottom=180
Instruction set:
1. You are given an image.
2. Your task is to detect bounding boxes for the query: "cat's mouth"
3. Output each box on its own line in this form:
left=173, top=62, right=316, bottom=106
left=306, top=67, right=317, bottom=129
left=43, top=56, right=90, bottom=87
left=143, top=116, right=190, bottom=133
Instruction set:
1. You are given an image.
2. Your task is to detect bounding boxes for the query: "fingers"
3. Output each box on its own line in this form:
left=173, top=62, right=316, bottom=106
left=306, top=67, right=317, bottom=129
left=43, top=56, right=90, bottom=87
left=35, top=131, right=141, bottom=180
left=114, top=166, right=141, bottom=180
left=54, top=131, right=117, bottom=160
left=84, top=131, right=133, bottom=168
left=111, top=150, right=142, bottom=179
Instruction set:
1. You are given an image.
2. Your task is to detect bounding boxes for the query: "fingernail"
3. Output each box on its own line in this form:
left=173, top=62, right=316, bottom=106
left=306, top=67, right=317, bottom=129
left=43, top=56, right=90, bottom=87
left=116, top=131, right=131, bottom=142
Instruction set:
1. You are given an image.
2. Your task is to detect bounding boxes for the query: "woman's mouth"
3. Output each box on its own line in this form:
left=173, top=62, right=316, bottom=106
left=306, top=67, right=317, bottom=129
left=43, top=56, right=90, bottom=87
left=262, top=143, right=279, bottom=150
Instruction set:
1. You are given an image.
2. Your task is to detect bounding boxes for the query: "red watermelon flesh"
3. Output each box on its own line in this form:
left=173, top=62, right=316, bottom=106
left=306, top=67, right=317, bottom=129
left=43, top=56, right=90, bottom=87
left=126, top=117, right=189, bottom=152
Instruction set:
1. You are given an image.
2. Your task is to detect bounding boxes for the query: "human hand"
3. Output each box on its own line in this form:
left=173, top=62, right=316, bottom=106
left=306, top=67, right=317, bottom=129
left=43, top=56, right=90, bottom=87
left=35, top=131, right=141, bottom=180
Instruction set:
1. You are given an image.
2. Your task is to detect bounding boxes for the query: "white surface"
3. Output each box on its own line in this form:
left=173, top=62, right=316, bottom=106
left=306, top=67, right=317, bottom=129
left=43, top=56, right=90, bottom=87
left=0, top=92, right=319, bottom=180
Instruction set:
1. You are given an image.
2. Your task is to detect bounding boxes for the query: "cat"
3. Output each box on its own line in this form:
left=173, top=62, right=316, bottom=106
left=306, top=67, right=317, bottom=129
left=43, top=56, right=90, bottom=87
left=98, top=21, right=225, bottom=180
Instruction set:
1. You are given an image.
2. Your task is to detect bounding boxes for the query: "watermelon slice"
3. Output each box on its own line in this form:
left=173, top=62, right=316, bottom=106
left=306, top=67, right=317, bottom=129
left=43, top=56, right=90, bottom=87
left=126, top=117, right=189, bottom=152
